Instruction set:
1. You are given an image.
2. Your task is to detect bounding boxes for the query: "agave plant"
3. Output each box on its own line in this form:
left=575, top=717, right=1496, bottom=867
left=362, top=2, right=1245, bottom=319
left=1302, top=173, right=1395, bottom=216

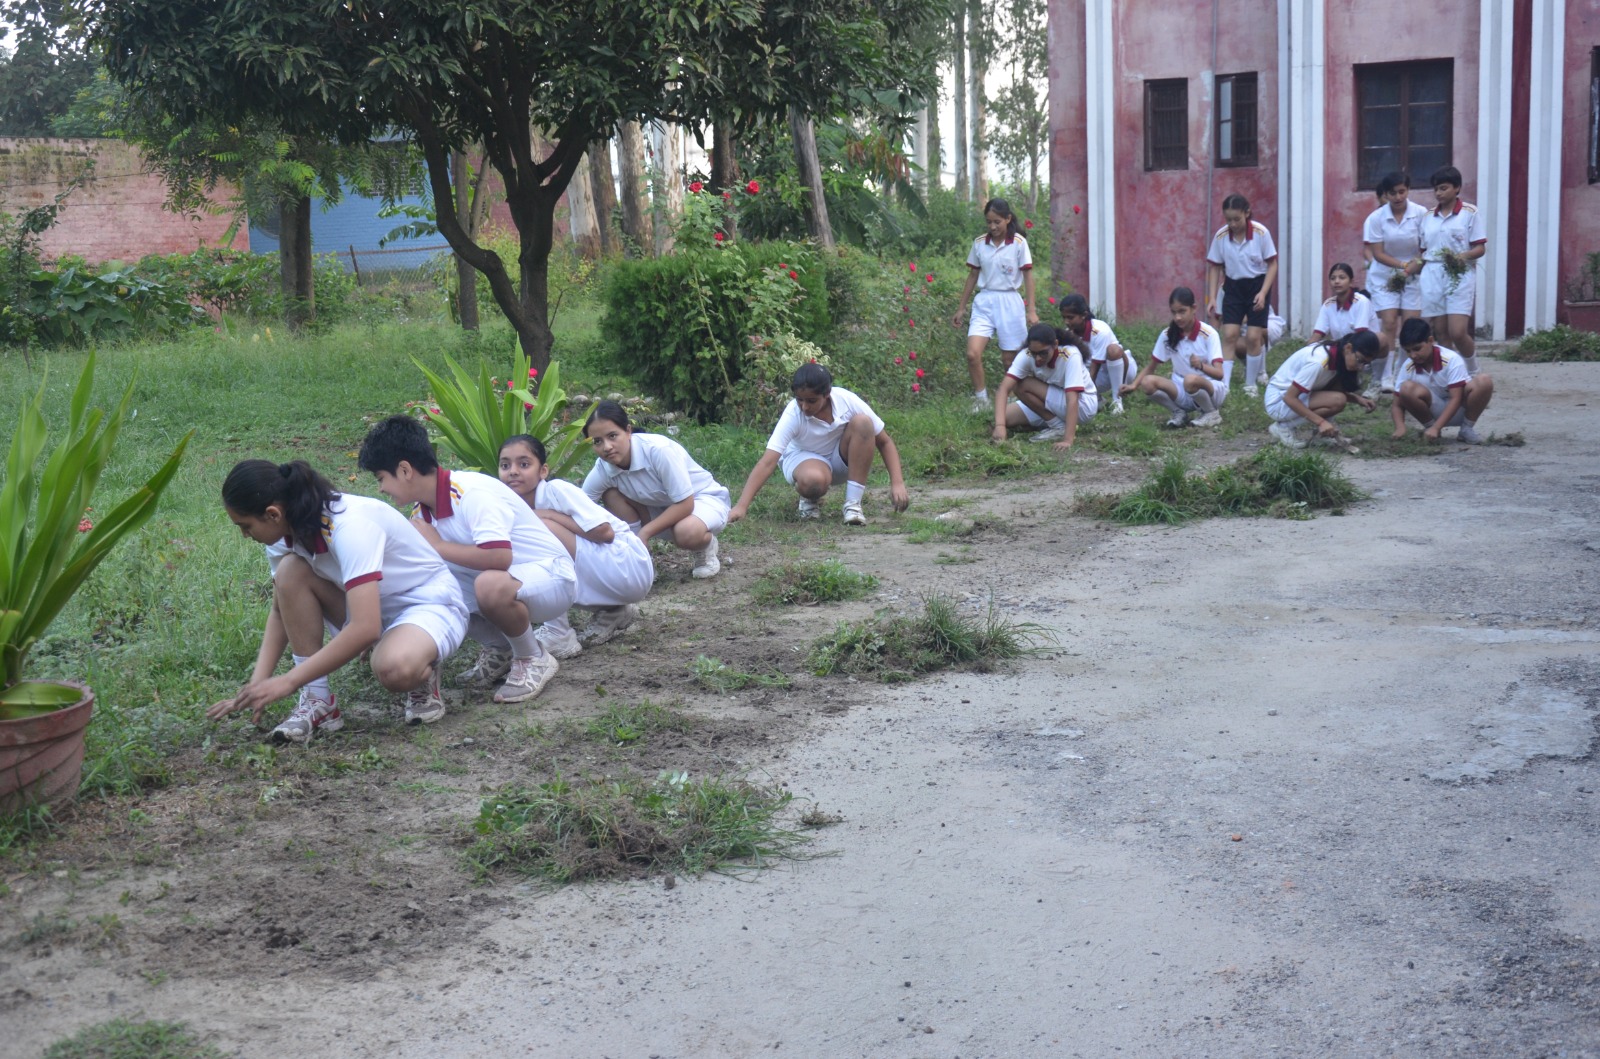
left=0, top=353, right=191, bottom=717
left=413, top=346, right=585, bottom=478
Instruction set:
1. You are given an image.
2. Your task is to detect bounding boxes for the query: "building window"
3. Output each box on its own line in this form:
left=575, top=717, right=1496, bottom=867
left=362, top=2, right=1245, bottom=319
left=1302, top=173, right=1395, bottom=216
left=1215, top=73, right=1259, bottom=167
left=1589, top=48, right=1599, bottom=184
left=1355, top=60, right=1452, bottom=190
left=1144, top=79, right=1188, bottom=171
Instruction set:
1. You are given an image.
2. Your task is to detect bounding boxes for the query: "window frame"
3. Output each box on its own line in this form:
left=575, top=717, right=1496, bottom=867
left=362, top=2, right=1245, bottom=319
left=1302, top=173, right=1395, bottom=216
left=1214, top=72, right=1259, bottom=168
left=1354, top=59, right=1454, bottom=191
left=1144, top=78, right=1190, bottom=172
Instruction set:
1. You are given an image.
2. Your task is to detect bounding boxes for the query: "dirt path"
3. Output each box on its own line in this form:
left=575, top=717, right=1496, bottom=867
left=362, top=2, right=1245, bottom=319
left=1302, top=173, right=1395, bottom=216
left=6, top=360, right=1600, bottom=1058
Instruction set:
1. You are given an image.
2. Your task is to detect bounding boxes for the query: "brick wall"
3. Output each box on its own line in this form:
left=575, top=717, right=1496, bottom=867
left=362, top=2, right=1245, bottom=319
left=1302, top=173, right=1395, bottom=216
left=0, top=137, right=248, bottom=264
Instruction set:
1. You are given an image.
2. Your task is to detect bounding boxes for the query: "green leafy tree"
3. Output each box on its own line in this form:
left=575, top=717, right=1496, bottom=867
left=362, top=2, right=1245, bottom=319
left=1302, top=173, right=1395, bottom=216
left=0, top=0, right=95, bottom=136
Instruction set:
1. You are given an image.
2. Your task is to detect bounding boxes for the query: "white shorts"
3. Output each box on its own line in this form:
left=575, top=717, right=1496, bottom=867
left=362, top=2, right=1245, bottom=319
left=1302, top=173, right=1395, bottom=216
left=1171, top=379, right=1226, bottom=412
left=780, top=447, right=849, bottom=485
left=1420, top=264, right=1475, bottom=317
left=505, top=555, right=578, bottom=625
left=968, top=289, right=1027, bottom=351
left=644, top=493, right=730, bottom=539
left=331, top=574, right=469, bottom=662
left=1264, top=390, right=1299, bottom=423
left=1413, top=387, right=1469, bottom=427
left=1020, top=386, right=1097, bottom=425
left=1368, top=271, right=1422, bottom=313
left=573, top=533, right=655, bottom=608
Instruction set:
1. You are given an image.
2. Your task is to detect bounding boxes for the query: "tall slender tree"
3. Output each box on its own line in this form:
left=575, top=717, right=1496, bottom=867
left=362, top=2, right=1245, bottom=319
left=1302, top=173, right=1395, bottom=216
left=968, top=0, right=989, bottom=201
left=616, top=120, right=652, bottom=254
left=952, top=4, right=969, bottom=201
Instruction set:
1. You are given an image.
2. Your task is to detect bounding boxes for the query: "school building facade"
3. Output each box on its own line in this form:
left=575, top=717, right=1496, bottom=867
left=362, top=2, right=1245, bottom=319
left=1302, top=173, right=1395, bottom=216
left=1046, top=0, right=1600, bottom=339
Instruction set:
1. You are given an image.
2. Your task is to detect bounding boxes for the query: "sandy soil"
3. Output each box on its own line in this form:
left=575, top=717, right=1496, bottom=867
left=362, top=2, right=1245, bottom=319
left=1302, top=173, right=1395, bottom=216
left=4, top=359, right=1599, bottom=1058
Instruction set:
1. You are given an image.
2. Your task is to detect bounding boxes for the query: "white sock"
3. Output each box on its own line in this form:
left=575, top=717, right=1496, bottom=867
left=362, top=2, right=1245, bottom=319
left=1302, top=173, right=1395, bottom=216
left=1106, top=356, right=1127, bottom=394
left=1463, top=354, right=1479, bottom=375
left=1246, top=353, right=1265, bottom=383
left=845, top=481, right=865, bottom=504
left=1192, top=389, right=1216, bottom=412
left=1375, top=353, right=1393, bottom=381
left=292, top=655, right=330, bottom=699
left=1150, top=392, right=1179, bottom=413
left=507, top=626, right=542, bottom=659
left=542, top=613, right=574, bottom=637
left=974, top=389, right=988, bottom=402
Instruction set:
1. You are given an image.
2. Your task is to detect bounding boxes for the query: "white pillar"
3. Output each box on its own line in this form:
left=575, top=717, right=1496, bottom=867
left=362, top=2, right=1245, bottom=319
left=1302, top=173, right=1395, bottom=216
left=1523, top=2, right=1566, bottom=334
left=1475, top=0, right=1514, bottom=341
left=1084, top=0, right=1117, bottom=319
left=1278, top=0, right=1325, bottom=335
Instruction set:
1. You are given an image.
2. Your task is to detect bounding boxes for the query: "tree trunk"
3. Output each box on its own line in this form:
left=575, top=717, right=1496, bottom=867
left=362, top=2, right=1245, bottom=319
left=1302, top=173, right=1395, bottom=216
left=952, top=10, right=968, bottom=201
left=710, top=119, right=741, bottom=240
left=589, top=136, right=619, bottom=256
left=513, top=186, right=558, bottom=372
left=969, top=0, right=989, bottom=202
left=927, top=89, right=942, bottom=192
left=451, top=151, right=480, bottom=331
left=278, top=194, right=314, bottom=329
left=651, top=121, right=681, bottom=255
left=616, top=120, right=652, bottom=255
left=788, top=106, right=834, bottom=248
left=567, top=150, right=601, bottom=259
left=912, top=106, right=930, bottom=194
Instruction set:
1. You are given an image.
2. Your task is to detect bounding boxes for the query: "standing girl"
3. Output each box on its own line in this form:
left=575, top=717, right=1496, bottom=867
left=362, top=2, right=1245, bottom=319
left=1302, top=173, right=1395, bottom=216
left=1058, top=293, right=1136, bottom=416
left=990, top=322, right=1098, bottom=450
left=1310, top=263, right=1380, bottom=397
left=1120, top=287, right=1228, bottom=428
left=581, top=401, right=731, bottom=580
left=729, top=363, right=910, bottom=526
left=499, top=434, right=656, bottom=655
left=207, top=460, right=469, bottom=742
left=951, top=197, right=1039, bottom=414
left=1205, top=193, right=1279, bottom=397
left=1418, top=165, right=1487, bottom=374
left=1362, top=170, right=1427, bottom=391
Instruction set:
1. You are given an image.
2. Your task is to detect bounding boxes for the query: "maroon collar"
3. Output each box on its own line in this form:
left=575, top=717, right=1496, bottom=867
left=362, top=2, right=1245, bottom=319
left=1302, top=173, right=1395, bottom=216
left=1185, top=320, right=1202, bottom=342
left=418, top=468, right=454, bottom=524
left=987, top=233, right=1015, bottom=247
left=1335, top=292, right=1354, bottom=311
left=1429, top=344, right=1444, bottom=373
left=284, top=522, right=329, bottom=555
left=1434, top=199, right=1464, bottom=217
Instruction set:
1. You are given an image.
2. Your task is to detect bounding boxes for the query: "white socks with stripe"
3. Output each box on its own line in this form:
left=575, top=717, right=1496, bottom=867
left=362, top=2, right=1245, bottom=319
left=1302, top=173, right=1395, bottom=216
left=293, top=655, right=330, bottom=701
left=1192, top=389, right=1216, bottom=413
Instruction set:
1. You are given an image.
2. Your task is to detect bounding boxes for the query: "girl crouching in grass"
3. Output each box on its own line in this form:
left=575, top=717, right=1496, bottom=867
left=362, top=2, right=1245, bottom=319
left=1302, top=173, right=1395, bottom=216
left=990, top=322, right=1098, bottom=451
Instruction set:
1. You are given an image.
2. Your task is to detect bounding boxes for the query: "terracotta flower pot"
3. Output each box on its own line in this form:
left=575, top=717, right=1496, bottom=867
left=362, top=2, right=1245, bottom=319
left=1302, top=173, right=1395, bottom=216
left=0, top=681, right=95, bottom=814
left=1563, top=301, right=1600, bottom=335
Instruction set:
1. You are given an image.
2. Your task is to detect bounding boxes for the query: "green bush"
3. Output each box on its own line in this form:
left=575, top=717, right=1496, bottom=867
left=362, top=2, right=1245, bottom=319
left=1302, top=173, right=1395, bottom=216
left=1509, top=325, right=1600, bottom=362
left=17, top=261, right=201, bottom=346
left=135, top=248, right=278, bottom=317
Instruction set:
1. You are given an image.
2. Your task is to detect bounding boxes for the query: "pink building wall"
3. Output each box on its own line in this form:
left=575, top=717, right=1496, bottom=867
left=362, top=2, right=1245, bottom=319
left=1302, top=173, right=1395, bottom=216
left=0, top=139, right=248, bottom=263
left=1560, top=6, right=1600, bottom=318
left=1321, top=2, right=1480, bottom=300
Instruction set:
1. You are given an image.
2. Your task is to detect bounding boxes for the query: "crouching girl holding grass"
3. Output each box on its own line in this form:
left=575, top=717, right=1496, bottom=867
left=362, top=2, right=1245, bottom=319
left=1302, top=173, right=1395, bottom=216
left=208, top=459, right=469, bottom=743
left=1263, top=331, right=1382, bottom=449
left=990, top=322, right=1098, bottom=451
left=729, top=363, right=910, bottom=526
left=582, top=400, right=730, bottom=579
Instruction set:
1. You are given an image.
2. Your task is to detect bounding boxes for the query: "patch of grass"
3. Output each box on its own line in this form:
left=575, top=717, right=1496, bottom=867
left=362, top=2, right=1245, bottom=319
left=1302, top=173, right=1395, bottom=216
left=690, top=655, right=793, bottom=692
left=1076, top=449, right=1365, bottom=525
left=1508, top=325, right=1600, bottom=362
left=42, top=1018, right=224, bottom=1059
left=808, top=594, right=1054, bottom=683
left=466, top=771, right=811, bottom=883
left=895, top=511, right=1007, bottom=544
left=584, top=700, right=691, bottom=745
left=752, top=559, right=878, bottom=606
left=1085, top=419, right=1165, bottom=457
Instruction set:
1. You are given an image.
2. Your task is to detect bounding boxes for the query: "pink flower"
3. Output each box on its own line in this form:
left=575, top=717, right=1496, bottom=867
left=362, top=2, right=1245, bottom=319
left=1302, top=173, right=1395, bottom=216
left=1048, top=296, right=1057, bottom=305
left=911, top=383, right=921, bottom=393
left=788, top=270, right=798, bottom=280
left=894, top=357, right=903, bottom=365
left=908, top=351, right=917, bottom=360
left=903, top=285, right=911, bottom=293
left=925, top=274, right=934, bottom=283
left=689, top=181, right=703, bottom=193
left=903, top=304, right=910, bottom=312
left=714, top=231, right=725, bottom=242
left=524, top=402, right=533, bottom=411
left=1073, top=204, right=1082, bottom=214
left=529, top=366, right=538, bottom=378
left=908, top=319, right=915, bottom=328
left=1025, top=220, right=1034, bottom=229
left=723, top=191, right=731, bottom=200
left=778, top=262, right=787, bottom=269
left=77, top=518, right=93, bottom=533
left=430, top=407, right=441, bottom=415
left=909, top=263, right=917, bottom=272
left=746, top=180, right=760, bottom=194
left=915, top=368, right=925, bottom=378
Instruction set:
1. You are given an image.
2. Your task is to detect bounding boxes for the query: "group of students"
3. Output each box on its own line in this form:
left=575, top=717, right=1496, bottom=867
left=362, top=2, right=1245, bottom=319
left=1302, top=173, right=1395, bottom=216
left=955, top=167, right=1495, bottom=448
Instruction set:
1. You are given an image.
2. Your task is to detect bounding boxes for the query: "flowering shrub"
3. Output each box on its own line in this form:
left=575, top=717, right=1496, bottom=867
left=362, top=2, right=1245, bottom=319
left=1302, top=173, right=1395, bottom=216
left=408, top=346, right=586, bottom=478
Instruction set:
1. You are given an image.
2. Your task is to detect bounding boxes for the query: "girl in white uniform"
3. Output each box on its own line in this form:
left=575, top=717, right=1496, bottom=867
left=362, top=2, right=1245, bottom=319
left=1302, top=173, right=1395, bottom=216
left=1362, top=170, right=1428, bottom=390
left=1263, top=331, right=1381, bottom=449
left=208, top=459, right=468, bottom=743
left=990, top=322, right=1098, bottom=451
left=951, top=197, right=1039, bottom=415
left=1310, top=263, right=1381, bottom=398
left=1204, top=193, right=1279, bottom=396
left=729, top=362, right=910, bottom=526
left=498, top=434, right=656, bottom=656
left=1057, top=293, right=1136, bottom=416
left=1121, top=287, right=1228, bottom=428
left=1418, top=165, right=1487, bottom=374
left=582, top=401, right=731, bottom=580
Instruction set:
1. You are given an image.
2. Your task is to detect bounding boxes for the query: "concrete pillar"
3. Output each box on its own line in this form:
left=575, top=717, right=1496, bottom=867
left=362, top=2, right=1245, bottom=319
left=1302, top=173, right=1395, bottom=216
left=1522, top=1, right=1566, bottom=333
left=1084, top=0, right=1117, bottom=318
left=1278, top=0, right=1325, bottom=335
left=1476, top=0, right=1515, bottom=341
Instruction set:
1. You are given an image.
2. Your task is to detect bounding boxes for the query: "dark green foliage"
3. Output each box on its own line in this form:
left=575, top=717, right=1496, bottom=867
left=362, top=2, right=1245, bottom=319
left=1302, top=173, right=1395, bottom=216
left=809, top=594, right=1052, bottom=683
left=752, top=559, right=878, bottom=606
left=0, top=0, right=96, bottom=137
left=1509, top=325, right=1600, bottom=362
left=1076, top=448, right=1365, bottom=525
left=42, top=1018, right=223, bottom=1059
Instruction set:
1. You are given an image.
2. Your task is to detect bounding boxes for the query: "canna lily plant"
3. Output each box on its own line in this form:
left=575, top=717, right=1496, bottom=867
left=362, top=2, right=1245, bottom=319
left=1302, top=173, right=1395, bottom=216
left=412, top=345, right=585, bottom=478
left=0, top=353, right=191, bottom=718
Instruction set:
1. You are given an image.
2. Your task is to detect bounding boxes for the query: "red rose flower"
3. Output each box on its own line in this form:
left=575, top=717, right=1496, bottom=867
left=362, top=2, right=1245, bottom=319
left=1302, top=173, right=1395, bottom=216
left=689, top=181, right=703, bottom=193
left=746, top=180, right=760, bottom=194
left=1073, top=204, right=1082, bottom=214
left=1025, top=220, right=1033, bottom=229
left=778, top=262, right=787, bottom=269
left=723, top=191, right=731, bottom=200
left=911, top=383, right=921, bottom=393
left=529, top=366, right=538, bottom=378
left=903, top=286, right=911, bottom=294
left=925, top=273, right=934, bottom=282
left=524, top=402, right=534, bottom=411
left=1048, top=296, right=1057, bottom=305
left=909, top=263, right=917, bottom=272
left=908, top=351, right=917, bottom=360
left=914, top=368, right=925, bottom=378
left=788, top=270, right=798, bottom=280
left=894, top=357, right=903, bottom=365
left=714, top=231, right=725, bottom=242
left=908, top=319, right=915, bottom=328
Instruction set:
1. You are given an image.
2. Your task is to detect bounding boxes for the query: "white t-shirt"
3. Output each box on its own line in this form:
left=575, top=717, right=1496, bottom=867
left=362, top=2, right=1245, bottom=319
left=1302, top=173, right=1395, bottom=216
left=1313, top=293, right=1378, bottom=338
left=534, top=477, right=631, bottom=538
left=1076, top=318, right=1123, bottom=366
left=582, top=431, right=731, bottom=509
left=1206, top=222, right=1277, bottom=280
left=1419, top=200, right=1487, bottom=262
left=1266, top=344, right=1341, bottom=404
left=764, top=387, right=885, bottom=458
left=1362, top=200, right=1428, bottom=280
left=1393, top=344, right=1470, bottom=398
left=264, top=493, right=461, bottom=621
left=1151, top=320, right=1227, bottom=389
left=1006, top=347, right=1092, bottom=392
left=415, top=468, right=570, bottom=572
left=965, top=234, right=1033, bottom=292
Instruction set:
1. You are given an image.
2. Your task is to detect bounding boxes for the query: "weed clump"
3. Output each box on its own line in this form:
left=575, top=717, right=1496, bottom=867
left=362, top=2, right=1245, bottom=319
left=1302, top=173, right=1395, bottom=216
left=1075, top=448, right=1364, bottom=525
left=466, top=771, right=810, bottom=883
left=584, top=700, right=691, bottom=745
left=1508, top=325, right=1600, bottom=362
left=690, top=655, right=793, bottom=692
left=808, top=594, right=1053, bottom=683
left=752, top=559, right=878, bottom=606
left=43, top=1018, right=224, bottom=1059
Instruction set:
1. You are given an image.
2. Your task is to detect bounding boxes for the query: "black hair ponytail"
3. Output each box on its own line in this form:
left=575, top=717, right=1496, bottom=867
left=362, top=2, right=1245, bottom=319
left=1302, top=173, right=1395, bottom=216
left=222, top=459, right=340, bottom=548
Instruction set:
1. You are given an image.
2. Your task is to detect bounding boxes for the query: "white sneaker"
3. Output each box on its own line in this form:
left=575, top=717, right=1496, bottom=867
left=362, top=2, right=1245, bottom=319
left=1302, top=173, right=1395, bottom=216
left=1109, top=397, right=1125, bottom=416
left=1381, top=376, right=1396, bottom=394
left=404, top=666, right=445, bottom=725
left=456, top=645, right=511, bottom=687
left=968, top=393, right=991, bottom=415
left=691, top=536, right=721, bottom=579
left=1190, top=410, right=1222, bottom=428
left=1268, top=421, right=1307, bottom=449
left=534, top=622, right=583, bottom=659
left=1243, top=384, right=1260, bottom=398
left=1030, top=422, right=1066, bottom=443
left=1362, top=382, right=1380, bottom=400
left=579, top=604, right=639, bottom=647
left=271, top=690, right=341, bottom=744
left=1457, top=423, right=1483, bottom=445
left=797, top=497, right=821, bottom=521
left=1256, top=372, right=1269, bottom=386
left=842, top=499, right=867, bottom=525
left=494, top=652, right=559, bottom=703
left=1165, top=410, right=1189, bottom=428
